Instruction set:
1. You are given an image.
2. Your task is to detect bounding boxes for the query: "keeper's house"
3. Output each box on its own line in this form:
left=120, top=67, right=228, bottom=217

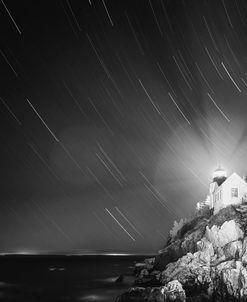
left=208, top=167, right=247, bottom=214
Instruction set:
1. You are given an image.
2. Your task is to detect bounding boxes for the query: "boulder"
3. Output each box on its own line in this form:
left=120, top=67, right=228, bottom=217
left=208, top=206, right=240, bottom=228
left=134, top=263, right=147, bottom=274
left=115, top=287, right=148, bottom=302
left=115, top=280, right=186, bottom=302
left=160, top=252, right=212, bottom=297
left=206, top=220, right=243, bottom=248
left=222, top=240, right=242, bottom=260
left=144, top=257, right=155, bottom=265
left=164, top=280, right=186, bottom=302
left=241, top=237, right=247, bottom=264
left=211, top=260, right=247, bottom=300
left=155, top=239, right=184, bottom=271
left=197, top=238, right=214, bottom=253
left=134, top=258, right=155, bottom=275
left=134, top=273, right=161, bottom=287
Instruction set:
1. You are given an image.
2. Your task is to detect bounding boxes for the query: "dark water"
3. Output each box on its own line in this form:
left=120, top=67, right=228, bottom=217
left=0, top=255, right=151, bottom=302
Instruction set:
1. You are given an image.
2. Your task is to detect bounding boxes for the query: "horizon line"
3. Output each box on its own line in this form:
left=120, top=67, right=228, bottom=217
left=0, top=252, right=157, bottom=256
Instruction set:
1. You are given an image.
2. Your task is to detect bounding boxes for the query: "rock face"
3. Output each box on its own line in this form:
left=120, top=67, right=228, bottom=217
left=154, top=216, right=209, bottom=271
left=115, top=203, right=247, bottom=301
left=115, top=280, right=186, bottom=302
left=205, top=220, right=243, bottom=248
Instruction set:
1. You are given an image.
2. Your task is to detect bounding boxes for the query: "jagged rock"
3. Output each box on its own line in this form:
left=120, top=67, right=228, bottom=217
left=134, top=277, right=161, bottom=287
left=144, top=257, right=155, bottom=265
left=208, top=206, right=241, bottom=228
left=135, top=269, right=161, bottom=287
left=222, top=240, right=242, bottom=260
left=160, top=251, right=212, bottom=297
left=150, top=270, right=161, bottom=278
left=240, top=237, right=247, bottom=264
left=206, top=219, right=243, bottom=248
left=159, top=209, right=247, bottom=300
left=139, top=269, right=149, bottom=278
left=134, top=258, right=155, bottom=275
left=155, top=239, right=184, bottom=271
left=197, top=238, right=214, bottom=255
left=211, top=260, right=247, bottom=300
left=117, top=204, right=247, bottom=301
left=240, top=266, right=247, bottom=298
left=134, top=263, right=148, bottom=274
left=115, top=287, right=148, bottom=302
left=154, top=217, right=208, bottom=271
left=164, top=280, right=186, bottom=302
left=186, top=294, right=211, bottom=301
left=221, top=261, right=241, bottom=298
left=115, top=280, right=186, bottom=302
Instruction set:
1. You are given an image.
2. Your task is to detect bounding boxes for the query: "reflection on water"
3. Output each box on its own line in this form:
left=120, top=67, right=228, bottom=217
left=95, top=275, right=134, bottom=285
left=0, top=282, right=15, bottom=287
left=0, top=255, right=149, bottom=301
left=49, top=267, right=65, bottom=271
left=95, top=276, right=119, bottom=283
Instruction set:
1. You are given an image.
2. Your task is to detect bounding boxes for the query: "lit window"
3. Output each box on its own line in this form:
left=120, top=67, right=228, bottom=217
left=231, top=188, right=238, bottom=197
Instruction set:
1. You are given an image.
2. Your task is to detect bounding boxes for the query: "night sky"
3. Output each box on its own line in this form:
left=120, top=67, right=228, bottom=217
left=1, top=0, right=247, bottom=254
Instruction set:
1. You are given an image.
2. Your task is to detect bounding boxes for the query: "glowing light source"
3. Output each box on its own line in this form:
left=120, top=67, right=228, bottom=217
left=213, top=166, right=227, bottom=179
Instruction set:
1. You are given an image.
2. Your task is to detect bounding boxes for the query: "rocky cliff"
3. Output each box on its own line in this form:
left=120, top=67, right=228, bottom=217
left=116, top=203, right=247, bottom=301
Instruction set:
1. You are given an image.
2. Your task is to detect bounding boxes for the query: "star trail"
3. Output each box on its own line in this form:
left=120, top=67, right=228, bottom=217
left=1, top=0, right=247, bottom=254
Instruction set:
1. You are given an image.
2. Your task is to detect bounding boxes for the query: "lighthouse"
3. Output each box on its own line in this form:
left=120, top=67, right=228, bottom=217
left=208, top=167, right=247, bottom=214
left=212, top=166, right=227, bottom=186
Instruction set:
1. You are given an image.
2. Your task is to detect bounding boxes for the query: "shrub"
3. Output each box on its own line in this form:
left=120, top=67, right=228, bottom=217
left=169, top=218, right=188, bottom=240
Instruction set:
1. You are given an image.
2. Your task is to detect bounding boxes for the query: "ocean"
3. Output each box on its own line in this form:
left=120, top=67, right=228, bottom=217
left=0, top=254, right=151, bottom=302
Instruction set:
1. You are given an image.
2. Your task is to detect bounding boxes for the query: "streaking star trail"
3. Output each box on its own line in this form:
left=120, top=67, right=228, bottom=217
left=105, top=208, right=136, bottom=242
left=2, top=0, right=247, bottom=254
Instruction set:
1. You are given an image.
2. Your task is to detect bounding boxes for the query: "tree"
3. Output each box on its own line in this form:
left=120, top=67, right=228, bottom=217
left=169, top=218, right=187, bottom=240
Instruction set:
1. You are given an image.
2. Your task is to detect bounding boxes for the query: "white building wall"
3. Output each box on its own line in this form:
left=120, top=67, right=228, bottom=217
left=208, top=193, right=214, bottom=208
left=213, top=173, right=246, bottom=214
left=213, top=186, right=223, bottom=214
left=209, top=182, right=218, bottom=209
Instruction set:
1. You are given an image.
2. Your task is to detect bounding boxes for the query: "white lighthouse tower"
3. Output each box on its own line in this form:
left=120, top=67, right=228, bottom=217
left=212, top=166, right=227, bottom=186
